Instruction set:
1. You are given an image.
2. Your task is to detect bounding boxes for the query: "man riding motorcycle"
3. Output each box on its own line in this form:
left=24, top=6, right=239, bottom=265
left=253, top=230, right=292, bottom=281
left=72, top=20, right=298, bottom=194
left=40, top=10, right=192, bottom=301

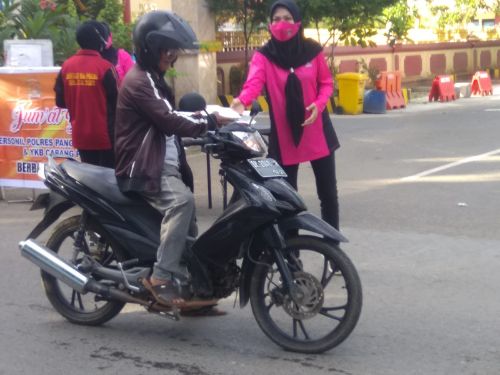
left=114, top=11, right=226, bottom=310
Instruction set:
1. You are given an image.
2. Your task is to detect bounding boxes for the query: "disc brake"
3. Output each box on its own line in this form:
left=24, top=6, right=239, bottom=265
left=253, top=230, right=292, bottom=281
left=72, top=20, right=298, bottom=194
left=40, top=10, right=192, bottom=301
left=282, top=271, right=324, bottom=320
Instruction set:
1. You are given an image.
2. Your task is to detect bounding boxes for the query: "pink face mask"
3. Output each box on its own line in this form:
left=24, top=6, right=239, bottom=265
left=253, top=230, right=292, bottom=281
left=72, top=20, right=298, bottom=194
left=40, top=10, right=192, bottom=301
left=269, top=21, right=301, bottom=42
left=105, top=34, right=113, bottom=49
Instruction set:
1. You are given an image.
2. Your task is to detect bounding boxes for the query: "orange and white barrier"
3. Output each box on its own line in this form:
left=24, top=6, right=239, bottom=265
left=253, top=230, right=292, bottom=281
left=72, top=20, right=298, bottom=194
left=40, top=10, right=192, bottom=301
left=375, top=71, right=405, bottom=110
left=470, top=71, right=493, bottom=96
left=428, top=75, right=456, bottom=102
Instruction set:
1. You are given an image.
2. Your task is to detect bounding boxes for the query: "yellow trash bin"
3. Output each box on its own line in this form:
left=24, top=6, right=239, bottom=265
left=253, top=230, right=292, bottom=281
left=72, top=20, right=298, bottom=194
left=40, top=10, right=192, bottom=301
left=336, top=73, right=367, bottom=115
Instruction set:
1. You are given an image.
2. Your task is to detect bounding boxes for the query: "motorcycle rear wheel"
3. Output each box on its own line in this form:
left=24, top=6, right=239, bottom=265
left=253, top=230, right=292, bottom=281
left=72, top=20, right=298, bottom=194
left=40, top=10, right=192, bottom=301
left=41, top=215, right=126, bottom=325
left=250, top=235, right=362, bottom=354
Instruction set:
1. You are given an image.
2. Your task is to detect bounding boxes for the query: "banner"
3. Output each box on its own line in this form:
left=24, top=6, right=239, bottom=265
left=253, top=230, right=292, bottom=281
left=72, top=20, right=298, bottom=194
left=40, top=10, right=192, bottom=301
left=0, top=67, right=78, bottom=189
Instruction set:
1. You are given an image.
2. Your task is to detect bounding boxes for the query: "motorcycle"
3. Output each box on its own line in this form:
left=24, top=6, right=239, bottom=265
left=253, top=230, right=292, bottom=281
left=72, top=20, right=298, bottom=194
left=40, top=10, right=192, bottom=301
left=19, top=103, right=362, bottom=354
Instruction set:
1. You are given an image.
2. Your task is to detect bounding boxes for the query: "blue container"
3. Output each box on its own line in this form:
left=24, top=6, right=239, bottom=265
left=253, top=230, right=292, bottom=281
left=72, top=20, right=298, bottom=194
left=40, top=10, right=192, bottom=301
left=363, top=89, right=386, bottom=114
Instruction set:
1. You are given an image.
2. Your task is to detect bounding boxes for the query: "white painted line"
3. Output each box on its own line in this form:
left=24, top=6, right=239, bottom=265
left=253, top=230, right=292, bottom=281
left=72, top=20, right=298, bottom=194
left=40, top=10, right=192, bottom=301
left=401, top=148, right=500, bottom=182
left=485, top=109, right=500, bottom=111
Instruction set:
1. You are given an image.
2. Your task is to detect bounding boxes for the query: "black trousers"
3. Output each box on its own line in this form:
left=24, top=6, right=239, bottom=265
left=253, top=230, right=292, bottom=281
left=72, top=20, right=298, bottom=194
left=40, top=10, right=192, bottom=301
left=79, top=149, right=115, bottom=168
left=282, top=152, right=339, bottom=230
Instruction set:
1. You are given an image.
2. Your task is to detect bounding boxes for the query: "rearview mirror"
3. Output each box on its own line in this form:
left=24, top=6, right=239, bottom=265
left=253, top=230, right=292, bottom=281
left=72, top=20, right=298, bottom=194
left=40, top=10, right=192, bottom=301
left=250, top=100, right=262, bottom=117
left=178, top=92, right=207, bottom=112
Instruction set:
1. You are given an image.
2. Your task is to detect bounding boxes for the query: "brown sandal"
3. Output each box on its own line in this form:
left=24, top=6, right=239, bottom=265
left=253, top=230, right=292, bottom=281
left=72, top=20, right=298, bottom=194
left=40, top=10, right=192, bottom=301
left=141, top=278, right=185, bottom=307
left=142, top=278, right=221, bottom=310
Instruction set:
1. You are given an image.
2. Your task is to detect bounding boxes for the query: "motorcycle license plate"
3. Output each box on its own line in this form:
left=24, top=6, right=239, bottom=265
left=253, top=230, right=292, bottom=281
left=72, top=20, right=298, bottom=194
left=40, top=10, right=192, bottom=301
left=248, top=158, right=287, bottom=178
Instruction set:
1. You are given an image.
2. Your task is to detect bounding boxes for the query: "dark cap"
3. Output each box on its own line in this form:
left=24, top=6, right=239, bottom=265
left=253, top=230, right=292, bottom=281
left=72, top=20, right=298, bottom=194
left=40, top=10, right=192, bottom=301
left=270, top=0, right=302, bottom=22
left=76, top=20, right=108, bottom=51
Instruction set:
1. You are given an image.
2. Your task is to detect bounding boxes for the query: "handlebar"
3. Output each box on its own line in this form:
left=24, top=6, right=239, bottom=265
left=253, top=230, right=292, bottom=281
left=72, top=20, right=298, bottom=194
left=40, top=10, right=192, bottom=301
left=181, top=137, right=208, bottom=147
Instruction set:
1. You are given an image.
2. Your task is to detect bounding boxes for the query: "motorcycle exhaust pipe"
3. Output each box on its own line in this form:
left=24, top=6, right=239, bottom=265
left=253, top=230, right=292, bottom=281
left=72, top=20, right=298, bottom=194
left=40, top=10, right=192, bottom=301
left=19, top=239, right=89, bottom=293
left=19, top=239, right=151, bottom=306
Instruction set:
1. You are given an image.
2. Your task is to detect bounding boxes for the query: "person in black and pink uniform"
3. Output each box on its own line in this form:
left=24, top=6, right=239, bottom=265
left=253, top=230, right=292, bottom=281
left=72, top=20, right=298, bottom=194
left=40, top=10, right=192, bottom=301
left=54, top=20, right=118, bottom=168
left=100, top=22, right=135, bottom=86
left=231, top=0, right=340, bottom=232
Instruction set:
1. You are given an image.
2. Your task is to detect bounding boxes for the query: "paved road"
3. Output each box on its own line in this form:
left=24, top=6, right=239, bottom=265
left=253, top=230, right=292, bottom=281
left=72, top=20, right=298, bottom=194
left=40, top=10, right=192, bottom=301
left=1, top=92, right=500, bottom=374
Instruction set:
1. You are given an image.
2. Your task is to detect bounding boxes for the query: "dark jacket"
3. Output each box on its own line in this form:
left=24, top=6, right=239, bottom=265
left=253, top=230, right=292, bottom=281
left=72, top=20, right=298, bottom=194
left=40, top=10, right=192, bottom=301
left=54, top=49, right=118, bottom=150
left=114, top=65, right=213, bottom=194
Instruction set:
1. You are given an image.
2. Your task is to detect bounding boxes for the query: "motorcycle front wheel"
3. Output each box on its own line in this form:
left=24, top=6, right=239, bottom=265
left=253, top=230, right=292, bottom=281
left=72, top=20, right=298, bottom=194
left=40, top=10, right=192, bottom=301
left=250, top=235, right=362, bottom=354
left=41, top=215, right=126, bottom=325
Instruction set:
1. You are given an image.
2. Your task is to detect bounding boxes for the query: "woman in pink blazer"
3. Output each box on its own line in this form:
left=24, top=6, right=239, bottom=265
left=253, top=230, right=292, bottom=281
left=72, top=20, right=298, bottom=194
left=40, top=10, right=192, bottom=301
left=231, top=0, right=340, bottom=231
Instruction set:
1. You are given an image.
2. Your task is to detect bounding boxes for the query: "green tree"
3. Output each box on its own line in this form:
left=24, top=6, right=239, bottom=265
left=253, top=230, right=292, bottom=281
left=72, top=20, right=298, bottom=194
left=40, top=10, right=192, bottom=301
left=429, top=5, right=451, bottom=34
left=0, top=0, right=19, bottom=64
left=299, top=0, right=397, bottom=47
left=207, top=0, right=272, bottom=75
left=0, top=0, right=74, bottom=64
left=53, top=0, right=79, bottom=64
left=492, top=0, right=500, bottom=13
left=69, top=0, right=105, bottom=19
left=384, top=0, right=417, bottom=46
left=108, top=21, right=134, bottom=52
left=12, top=0, right=69, bottom=39
left=0, top=0, right=131, bottom=64
left=96, top=0, right=122, bottom=25
left=451, top=0, right=488, bottom=26
left=208, top=0, right=398, bottom=74
left=297, top=0, right=398, bottom=70
left=0, top=0, right=19, bottom=38
left=429, top=0, right=488, bottom=34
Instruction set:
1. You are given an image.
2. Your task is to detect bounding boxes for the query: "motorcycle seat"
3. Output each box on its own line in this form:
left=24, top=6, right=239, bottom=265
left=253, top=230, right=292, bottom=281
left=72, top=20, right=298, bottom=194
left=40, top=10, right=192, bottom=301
left=61, top=160, right=141, bottom=205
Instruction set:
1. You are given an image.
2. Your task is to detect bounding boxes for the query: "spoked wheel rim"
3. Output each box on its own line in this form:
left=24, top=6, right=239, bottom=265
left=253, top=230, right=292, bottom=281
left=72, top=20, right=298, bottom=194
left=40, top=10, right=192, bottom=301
left=250, top=236, right=362, bottom=353
left=262, top=251, right=349, bottom=339
left=54, top=229, right=113, bottom=313
left=42, top=216, right=125, bottom=323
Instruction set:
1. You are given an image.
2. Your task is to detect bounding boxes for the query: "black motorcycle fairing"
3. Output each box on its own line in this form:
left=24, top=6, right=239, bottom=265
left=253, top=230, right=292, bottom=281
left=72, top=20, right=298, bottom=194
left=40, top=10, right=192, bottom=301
left=30, top=192, right=50, bottom=211
left=92, top=194, right=162, bottom=260
left=100, top=223, right=158, bottom=262
left=277, top=212, right=348, bottom=243
left=26, top=191, right=75, bottom=239
left=225, top=164, right=280, bottom=210
left=191, top=164, right=282, bottom=265
left=223, top=160, right=306, bottom=215
left=260, top=178, right=307, bottom=213
left=192, top=198, right=278, bottom=265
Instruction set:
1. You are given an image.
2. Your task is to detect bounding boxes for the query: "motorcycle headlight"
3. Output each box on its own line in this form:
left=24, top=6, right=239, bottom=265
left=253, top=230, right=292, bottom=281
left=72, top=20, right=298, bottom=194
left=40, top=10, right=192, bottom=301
left=232, top=130, right=268, bottom=155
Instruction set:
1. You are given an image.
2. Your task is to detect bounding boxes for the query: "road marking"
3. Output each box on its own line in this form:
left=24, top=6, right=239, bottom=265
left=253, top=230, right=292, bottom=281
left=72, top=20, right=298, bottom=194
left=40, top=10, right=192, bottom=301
left=485, top=109, right=500, bottom=111
left=401, top=148, right=500, bottom=181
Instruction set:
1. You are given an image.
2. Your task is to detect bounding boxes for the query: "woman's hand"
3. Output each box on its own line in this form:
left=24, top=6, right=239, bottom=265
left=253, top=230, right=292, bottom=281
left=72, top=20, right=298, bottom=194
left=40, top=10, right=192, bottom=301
left=302, top=103, right=318, bottom=126
left=230, top=98, right=245, bottom=115
left=212, top=112, right=234, bottom=126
